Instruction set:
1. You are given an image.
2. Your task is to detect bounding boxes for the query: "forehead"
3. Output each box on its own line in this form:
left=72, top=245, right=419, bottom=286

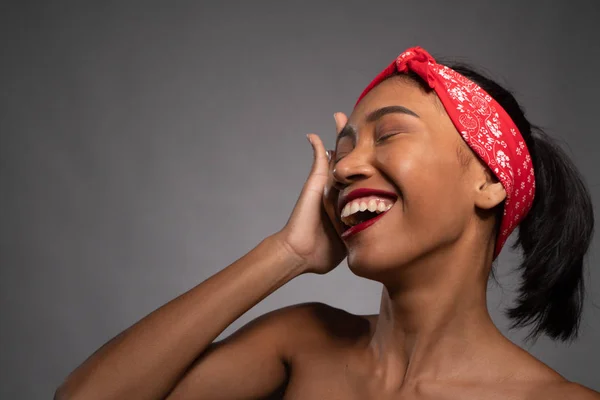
left=350, top=76, right=443, bottom=123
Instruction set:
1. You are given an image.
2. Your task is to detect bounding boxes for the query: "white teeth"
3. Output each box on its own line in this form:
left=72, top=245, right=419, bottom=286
left=359, top=201, right=368, bottom=212
left=368, top=199, right=377, bottom=212
left=340, top=196, right=396, bottom=226
left=342, top=203, right=350, bottom=218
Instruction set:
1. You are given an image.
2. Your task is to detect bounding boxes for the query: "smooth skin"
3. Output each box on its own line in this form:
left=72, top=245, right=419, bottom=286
left=55, top=77, right=600, bottom=400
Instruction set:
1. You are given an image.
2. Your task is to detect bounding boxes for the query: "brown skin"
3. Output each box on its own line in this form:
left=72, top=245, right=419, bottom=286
left=55, top=77, right=599, bottom=400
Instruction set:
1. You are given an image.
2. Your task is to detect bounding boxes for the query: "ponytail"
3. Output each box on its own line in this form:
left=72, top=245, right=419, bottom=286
left=443, top=62, right=595, bottom=341
left=509, top=126, right=594, bottom=341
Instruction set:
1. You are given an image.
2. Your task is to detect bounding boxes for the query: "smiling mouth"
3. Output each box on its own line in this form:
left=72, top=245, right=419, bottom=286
left=340, top=208, right=393, bottom=239
left=341, top=197, right=393, bottom=226
left=339, top=196, right=396, bottom=239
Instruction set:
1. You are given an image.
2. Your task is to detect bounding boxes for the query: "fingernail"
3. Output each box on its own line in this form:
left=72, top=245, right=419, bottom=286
left=333, top=113, right=339, bottom=124
left=325, top=150, right=331, bottom=162
left=306, top=134, right=312, bottom=145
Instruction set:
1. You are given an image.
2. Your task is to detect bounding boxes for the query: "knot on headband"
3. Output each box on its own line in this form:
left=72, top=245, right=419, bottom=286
left=354, top=46, right=536, bottom=258
left=396, top=46, right=438, bottom=89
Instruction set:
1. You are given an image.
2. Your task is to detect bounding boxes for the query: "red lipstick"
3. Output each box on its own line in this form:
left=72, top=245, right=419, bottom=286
left=338, top=188, right=398, bottom=240
left=341, top=212, right=388, bottom=239
left=338, top=188, right=398, bottom=214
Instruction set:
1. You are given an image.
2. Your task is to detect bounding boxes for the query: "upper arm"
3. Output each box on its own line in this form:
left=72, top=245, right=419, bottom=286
left=165, top=302, right=325, bottom=400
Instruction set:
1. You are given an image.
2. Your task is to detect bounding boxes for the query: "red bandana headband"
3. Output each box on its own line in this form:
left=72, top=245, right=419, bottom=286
left=355, top=47, right=535, bottom=258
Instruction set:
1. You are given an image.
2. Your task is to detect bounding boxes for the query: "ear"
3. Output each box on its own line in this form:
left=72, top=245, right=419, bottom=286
left=474, top=167, right=506, bottom=210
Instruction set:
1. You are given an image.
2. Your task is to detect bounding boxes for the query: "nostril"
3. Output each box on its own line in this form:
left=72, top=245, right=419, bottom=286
left=346, top=173, right=366, bottom=181
left=333, top=170, right=368, bottom=186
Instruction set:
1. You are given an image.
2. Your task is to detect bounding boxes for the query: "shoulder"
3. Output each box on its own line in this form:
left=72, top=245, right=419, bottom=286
left=254, top=302, right=371, bottom=354
left=533, top=382, right=600, bottom=400
left=268, top=301, right=371, bottom=339
left=504, top=352, right=600, bottom=399
left=222, top=302, right=369, bottom=347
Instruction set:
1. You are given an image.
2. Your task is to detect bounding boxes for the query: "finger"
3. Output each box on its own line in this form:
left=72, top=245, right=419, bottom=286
left=306, top=133, right=329, bottom=176
left=326, top=149, right=336, bottom=166
left=323, top=149, right=338, bottom=199
left=333, top=112, right=348, bottom=135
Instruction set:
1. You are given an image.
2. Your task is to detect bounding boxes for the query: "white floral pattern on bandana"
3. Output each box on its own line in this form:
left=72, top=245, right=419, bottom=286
left=355, top=46, right=535, bottom=258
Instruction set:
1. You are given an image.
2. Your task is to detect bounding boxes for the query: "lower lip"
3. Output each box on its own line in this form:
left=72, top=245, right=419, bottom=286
left=341, top=211, right=389, bottom=240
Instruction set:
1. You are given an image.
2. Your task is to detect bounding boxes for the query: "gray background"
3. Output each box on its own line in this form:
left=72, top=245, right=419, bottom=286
left=1, top=1, right=599, bottom=398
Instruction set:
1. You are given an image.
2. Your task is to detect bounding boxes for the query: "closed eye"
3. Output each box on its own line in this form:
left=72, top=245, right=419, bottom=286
left=376, top=132, right=401, bottom=142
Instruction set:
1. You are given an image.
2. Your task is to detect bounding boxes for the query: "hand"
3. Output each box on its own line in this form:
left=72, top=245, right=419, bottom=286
left=274, top=113, right=349, bottom=274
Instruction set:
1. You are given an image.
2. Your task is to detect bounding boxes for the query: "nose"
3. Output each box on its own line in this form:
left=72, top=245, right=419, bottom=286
left=332, top=146, right=376, bottom=189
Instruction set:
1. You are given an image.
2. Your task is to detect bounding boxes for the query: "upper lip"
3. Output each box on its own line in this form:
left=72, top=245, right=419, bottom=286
left=338, top=188, right=399, bottom=215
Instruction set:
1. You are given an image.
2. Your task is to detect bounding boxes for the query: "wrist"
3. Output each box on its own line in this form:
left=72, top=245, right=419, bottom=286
left=265, top=233, right=309, bottom=276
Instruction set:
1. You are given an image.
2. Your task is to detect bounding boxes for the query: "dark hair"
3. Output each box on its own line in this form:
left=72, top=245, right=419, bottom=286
left=428, top=61, right=595, bottom=342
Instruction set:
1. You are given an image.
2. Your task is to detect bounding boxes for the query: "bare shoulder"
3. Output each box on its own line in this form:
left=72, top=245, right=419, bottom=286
left=270, top=301, right=371, bottom=339
left=534, top=382, right=600, bottom=400
left=213, top=301, right=370, bottom=362
left=254, top=302, right=371, bottom=353
left=506, top=346, right=600, bottom=399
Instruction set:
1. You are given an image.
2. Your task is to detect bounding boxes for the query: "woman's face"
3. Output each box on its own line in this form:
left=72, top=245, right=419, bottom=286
left=325, top=76, right=486, bottom=278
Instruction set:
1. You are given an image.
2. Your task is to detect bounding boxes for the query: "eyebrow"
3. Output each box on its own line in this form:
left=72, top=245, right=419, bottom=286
left=336, top=105, right=420, bottom=142
left=366, top=105, right=420, bottom=122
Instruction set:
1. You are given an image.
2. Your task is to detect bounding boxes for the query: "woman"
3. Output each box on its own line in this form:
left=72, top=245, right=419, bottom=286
left=56, top=47, right=599, bottom=399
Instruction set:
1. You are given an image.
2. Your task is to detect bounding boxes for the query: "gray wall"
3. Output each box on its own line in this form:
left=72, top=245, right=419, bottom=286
left=1, top=1, right=599, bottom=398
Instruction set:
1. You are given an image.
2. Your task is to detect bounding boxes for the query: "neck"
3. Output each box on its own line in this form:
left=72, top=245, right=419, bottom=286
left=365, top=247, right=508, bottom=389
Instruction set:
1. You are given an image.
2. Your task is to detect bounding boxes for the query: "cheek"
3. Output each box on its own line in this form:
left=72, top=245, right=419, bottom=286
left=381, top=145, right=461, bottom=199
left=383, top=148, right=472, bottom=232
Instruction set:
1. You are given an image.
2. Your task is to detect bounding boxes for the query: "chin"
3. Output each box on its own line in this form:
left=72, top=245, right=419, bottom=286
left=345, top=240, right=417, bottom=281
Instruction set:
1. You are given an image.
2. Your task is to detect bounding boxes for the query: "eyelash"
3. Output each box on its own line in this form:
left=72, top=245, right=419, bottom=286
left=334, top=132, right=399, bottom=163
left=376, top=132, right=399, bottom=142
